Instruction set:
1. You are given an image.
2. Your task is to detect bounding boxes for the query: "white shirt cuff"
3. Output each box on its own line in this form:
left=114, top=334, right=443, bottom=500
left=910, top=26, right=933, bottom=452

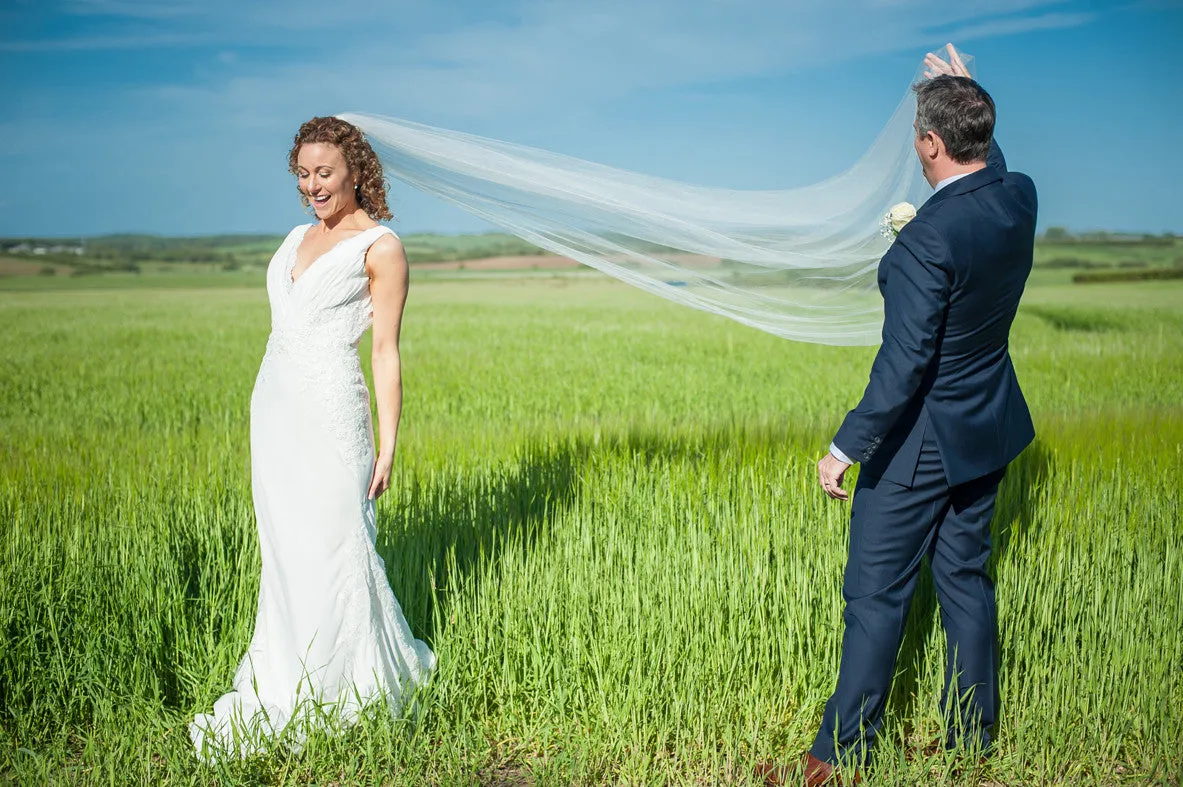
left=829, top=442, right=854, bottom=465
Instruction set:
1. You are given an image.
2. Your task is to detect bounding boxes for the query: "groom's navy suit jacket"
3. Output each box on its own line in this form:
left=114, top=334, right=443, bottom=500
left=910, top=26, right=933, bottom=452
left=833, top=142, right=1036, bottom=487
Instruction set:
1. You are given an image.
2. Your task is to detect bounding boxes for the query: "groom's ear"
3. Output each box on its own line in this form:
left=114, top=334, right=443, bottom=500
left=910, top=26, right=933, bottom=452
left=920, top=130, right=944, bottom=161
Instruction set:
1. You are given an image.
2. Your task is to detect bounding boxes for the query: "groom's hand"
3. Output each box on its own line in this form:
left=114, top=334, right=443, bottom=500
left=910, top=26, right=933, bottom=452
left=924, top=43, right=971, bottom=80
left=817, top=453, right=851, bottom=501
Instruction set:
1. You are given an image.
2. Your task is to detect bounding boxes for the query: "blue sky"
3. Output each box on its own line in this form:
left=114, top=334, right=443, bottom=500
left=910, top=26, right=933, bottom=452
left=2, top=0, right=1181, bottom=237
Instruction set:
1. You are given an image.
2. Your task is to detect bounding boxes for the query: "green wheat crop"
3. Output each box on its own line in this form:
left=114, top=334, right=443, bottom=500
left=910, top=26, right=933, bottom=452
left=1, top=278, right=1180, bottom=785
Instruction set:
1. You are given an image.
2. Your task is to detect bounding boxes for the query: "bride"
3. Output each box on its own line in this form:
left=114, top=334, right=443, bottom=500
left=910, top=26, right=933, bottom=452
left=190, top=116, right=435, bottom=759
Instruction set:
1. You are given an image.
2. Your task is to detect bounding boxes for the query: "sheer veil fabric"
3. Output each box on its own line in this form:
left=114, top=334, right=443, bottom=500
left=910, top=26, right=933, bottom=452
left=339, top=52, right=970, bottom=346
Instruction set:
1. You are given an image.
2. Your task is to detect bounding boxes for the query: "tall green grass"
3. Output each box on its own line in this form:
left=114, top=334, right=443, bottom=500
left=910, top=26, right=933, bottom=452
left=1, top=280, right=1181, bottom=785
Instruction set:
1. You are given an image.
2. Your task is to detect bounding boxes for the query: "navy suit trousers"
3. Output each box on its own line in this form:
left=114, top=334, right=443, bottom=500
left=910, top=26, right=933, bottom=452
left=811, top=428, right=1004, bottom=766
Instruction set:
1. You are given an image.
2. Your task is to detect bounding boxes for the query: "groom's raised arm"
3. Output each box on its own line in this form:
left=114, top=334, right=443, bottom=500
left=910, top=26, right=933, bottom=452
left=925, top=43, right=1006, bottom=175
left=831, top=220, right=952, bottom=464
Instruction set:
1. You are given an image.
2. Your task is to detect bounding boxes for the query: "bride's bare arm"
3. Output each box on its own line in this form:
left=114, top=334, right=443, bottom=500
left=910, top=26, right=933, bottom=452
left=365, top=233, right=410, bottom=500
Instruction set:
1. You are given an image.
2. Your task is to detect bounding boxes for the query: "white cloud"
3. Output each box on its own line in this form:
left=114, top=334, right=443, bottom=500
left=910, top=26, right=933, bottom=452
left=0, top=31, right=221, bottom=51
left=72, top=0, right=1098, bottom=130
left=929, top=10, right=1096, bottom=43
left=60, top=0, right=201, bottom=19
left=56, top=0, right=428, bottom=28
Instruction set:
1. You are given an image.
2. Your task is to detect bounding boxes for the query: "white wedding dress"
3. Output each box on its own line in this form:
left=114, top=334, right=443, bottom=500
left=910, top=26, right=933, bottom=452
left=190, top=224, right=435, bottom=760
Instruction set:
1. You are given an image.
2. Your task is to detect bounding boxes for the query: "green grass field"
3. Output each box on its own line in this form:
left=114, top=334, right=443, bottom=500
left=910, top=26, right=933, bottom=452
left=1, top=272, right=1181, bottom=785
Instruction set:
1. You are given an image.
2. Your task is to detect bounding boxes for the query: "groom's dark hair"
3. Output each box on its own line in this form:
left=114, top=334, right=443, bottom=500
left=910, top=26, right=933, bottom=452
left=913, top=75, right=995, bottom=164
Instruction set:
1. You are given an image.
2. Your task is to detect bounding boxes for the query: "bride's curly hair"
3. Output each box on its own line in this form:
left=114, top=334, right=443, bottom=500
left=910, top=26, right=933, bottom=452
left=288, top=116, right=393, bottom=221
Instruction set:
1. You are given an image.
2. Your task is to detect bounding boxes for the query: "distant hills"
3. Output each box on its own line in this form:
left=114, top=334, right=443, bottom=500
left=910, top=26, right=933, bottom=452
left=0, top=232, right=550, bottom=266
left=1, top=230, right=1179, bottom=284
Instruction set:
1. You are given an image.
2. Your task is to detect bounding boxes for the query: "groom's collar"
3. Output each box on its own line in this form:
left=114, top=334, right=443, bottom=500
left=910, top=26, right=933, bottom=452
left=923, top=165, right=1002, bottom=208
left=933, top=172, right=973, bottom=193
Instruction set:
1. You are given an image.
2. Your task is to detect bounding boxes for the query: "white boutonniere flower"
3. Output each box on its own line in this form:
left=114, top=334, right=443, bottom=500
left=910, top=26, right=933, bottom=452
left=880, top=202, right=917, bottom=239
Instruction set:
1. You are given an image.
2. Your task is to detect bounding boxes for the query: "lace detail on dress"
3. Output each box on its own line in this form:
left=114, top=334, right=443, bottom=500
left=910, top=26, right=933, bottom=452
left=260, top=326, right=373, bottom=469
left=254, top=225, right=392, bottom=469
left=336, top=504, right=436, bottom=705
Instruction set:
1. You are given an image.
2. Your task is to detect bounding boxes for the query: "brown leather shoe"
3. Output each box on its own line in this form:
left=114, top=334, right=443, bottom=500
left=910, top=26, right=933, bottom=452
left=754, top=753, right=858, bottom=786
left=752, top=759, right=791, bottom=787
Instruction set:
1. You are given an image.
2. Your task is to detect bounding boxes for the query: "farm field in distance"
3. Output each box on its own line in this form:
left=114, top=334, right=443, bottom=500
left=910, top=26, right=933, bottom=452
left=0, top=231, right=1180, bottom=785
left=2, top=228, right=1179, bottom=288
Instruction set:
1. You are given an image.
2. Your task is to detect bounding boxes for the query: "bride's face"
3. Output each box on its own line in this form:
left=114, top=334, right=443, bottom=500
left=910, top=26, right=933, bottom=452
left=296, top=143, right=358, bottom=220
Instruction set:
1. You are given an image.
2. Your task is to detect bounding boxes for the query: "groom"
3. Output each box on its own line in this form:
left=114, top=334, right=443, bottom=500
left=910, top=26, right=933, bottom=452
left=760, top=47, right=1037, bottom=786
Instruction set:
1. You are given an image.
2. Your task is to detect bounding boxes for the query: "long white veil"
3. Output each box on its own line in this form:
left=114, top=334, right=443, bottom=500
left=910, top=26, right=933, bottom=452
left=340, top=52, right=968, bottom=346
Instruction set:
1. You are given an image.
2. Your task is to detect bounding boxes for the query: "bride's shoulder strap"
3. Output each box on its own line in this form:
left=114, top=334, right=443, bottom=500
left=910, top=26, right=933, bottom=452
left=361, top=225, right=400, bottom=250
left=360, top=226, right=403, bottom=277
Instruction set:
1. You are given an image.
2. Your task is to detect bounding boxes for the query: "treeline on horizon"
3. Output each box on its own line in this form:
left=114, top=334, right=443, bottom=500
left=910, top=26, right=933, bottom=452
left=0, top=232, right=552, bottom=266
left=3, top=227, right=1179, bottom=253
left=2, top=229, right=1181, bottom=283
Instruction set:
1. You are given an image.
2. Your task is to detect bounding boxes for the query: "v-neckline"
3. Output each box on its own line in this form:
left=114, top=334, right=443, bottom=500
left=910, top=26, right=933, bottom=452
left=288, top=225, right=373, bottom=286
